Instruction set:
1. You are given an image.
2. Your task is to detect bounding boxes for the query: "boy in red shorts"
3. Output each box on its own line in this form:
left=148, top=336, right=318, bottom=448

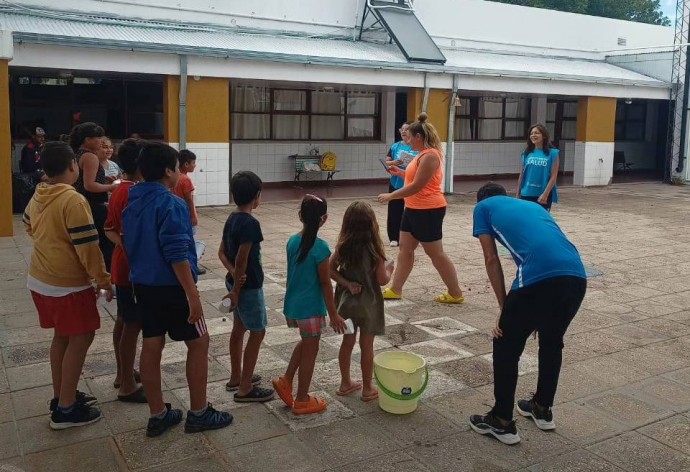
left=23, top=141, right=112, bottom=429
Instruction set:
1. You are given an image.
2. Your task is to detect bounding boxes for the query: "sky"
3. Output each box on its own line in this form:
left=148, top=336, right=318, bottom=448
left=661, top=0, right=677, bottom=22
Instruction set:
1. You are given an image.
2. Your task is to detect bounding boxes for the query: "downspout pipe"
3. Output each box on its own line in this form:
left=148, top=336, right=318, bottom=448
left=179, top=54, right=188, bottom=150
left=676, top=45, right=690, bottom=174
left=421, top=72, right=430, bottom=113
left=444, top=75, right=457, bottom=194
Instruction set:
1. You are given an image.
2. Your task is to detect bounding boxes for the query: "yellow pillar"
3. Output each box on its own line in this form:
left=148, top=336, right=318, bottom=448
left=574, top=96, right=617, bottom=186
left=407, top=88, right=450, bottom=142
left=163, top=76, right=180, bottom=144
left=186, top=77, right=229, bottom=143
left=0, top=59, right=12, bottom=237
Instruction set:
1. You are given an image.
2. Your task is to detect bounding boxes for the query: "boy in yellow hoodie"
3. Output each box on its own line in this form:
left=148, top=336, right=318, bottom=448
left=23, top=141, right=112, bottom=430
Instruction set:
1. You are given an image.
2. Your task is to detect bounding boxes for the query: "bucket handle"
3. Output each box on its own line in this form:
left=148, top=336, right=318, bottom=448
left=374, top=367, right=429, bottom=402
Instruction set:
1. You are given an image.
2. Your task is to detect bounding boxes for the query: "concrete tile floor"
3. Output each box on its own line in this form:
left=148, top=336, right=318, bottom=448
left=1, top=182, right=690, bottom=471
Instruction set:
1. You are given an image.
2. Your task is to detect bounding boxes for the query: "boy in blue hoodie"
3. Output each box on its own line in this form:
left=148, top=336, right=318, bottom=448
left=122, top=143, right=232, bottom=437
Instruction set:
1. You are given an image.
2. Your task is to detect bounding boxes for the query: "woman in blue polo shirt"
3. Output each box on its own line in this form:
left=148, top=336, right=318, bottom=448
left=516, top=124, right=559, bottom=211
left=385, top=122, right=417, bottom=246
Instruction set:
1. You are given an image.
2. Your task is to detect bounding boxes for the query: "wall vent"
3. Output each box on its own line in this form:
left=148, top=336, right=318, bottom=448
left=617, top=37, right=627, bottom=46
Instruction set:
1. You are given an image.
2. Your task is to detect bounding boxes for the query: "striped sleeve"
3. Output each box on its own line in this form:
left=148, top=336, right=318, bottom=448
left=66, top=198, right=110, bottom=287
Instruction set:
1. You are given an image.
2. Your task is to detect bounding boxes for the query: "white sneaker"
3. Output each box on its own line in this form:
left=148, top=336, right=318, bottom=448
left=390, top=241, right=399, bottom=247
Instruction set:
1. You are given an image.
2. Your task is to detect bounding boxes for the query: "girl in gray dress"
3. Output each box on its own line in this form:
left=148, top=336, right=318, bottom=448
left=330, top=201, right=395, bottom=402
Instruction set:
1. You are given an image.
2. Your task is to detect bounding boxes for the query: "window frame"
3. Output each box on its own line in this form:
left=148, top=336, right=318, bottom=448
left=546, top=99, right=578, bottom=143
left=230, top=85, right=381, bottom=141
left=615, top=101, right=647, bottom=142
left=454, top=96, right=531, bottom=142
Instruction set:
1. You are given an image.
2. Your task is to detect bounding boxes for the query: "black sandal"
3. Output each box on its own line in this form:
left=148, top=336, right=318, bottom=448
left=117, top=386, right=148, bottom=403
left=225, top=374, right=261, bottom=392
left=233, top=386, right=275, bottom=403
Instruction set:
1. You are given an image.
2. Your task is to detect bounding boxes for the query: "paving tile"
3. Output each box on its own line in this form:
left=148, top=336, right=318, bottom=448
left=638, top=414, right=690, bottom=455
left=147, top=454, right=237, bottom=471
left=423, top=387, right=494, bottom=427
left=24, top=437, right=122, bottom=472
left=582, top=390, right=674, bottom=429
left=226, top=433, right=328, bottom=472
left=445, top=331, right=494, bottom=355
left=410, top=317, right=477, bottom=338
left=624, top=377, right=690, bottom=413
left=436, top=357, right=494, bottom=387
left=17, top=414, right=111, bottom=455
left=320, top=333, right=394, bottom=356
left=295, top=417, right=398, bottom=468
left=384, top=324, right=436, bottom=347
left=526, top=449, right=625, bottom=472
left=204, top=403, right=288, bottom=449
left=480, top=352, right=539, bottom=376
left=162, top=357, right=230, bottom=389
left=266, top=390, right=354, bottom=432
left=399, top=340, right=473, bottom=365
left=0, top=393, right=13, bottom=424
left=0, top=422, right=20, bottom=460
left=549, top=402, right=627, bottom=445
left=263, top=325, right=302, bottom=347
left=365, top=406, right=462, bottom=447
left=172, top=380, right=253, bottom=412
left=587, top=431, right=690, bottom=472
left=115, top=425, right=215, bottom=470
left=0, top=456, right=26, bottom=472
left=571, top=356, right=650, bottom=387
left=331, top=451, right=430, bottom=472
left=6, top=361, right=53, bottom=391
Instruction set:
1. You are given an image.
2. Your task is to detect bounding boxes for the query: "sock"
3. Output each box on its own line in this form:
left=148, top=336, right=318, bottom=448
left=151, top=409, right=168, bottom=420
left=56, top=403, right=76, bottom=414
left=190, top=406, right=208, bottom=416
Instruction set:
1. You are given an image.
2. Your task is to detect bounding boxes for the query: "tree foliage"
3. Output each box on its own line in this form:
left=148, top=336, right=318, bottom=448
left=489, top=0, right=672, bottom=26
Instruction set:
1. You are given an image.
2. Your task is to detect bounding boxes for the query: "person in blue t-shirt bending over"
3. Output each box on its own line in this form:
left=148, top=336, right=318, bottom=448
left=516, top=124, right=559, bottom=211
left=384, top=122, right=418, bottom=246
left=469, top=183, right=586, bottom=446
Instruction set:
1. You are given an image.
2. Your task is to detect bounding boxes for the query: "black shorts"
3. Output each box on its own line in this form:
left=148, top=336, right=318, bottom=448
left=400, top=207, right=446, bottom=243
left=520, top=192, right=553, bottom=211
left=115, top=285, right=140, bottom=324
left=133, top=284, right=207, bottom=341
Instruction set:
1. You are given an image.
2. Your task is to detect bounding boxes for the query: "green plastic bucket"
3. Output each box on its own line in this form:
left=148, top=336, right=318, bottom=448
left=374, top=351, right=428, bottom=414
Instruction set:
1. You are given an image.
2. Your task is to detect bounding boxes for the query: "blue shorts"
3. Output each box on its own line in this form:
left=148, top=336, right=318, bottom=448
left=226, top=281, right=267, bottom=332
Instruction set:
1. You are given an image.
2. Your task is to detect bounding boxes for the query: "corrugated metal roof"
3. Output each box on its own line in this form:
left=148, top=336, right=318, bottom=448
left=0, top=9, right=669, bottom=88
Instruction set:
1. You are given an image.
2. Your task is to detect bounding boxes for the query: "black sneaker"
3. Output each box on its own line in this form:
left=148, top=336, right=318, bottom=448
left=517, top=398, right=555, bottom=430
left=184, top=403, right=233, bottom=433
left=469, top=412, right=521, bottom=445
left=49, top=390, right=98, bottom=412
left=49, top=403, right=102, bottom=430
left=146, top=403, right=183, bottom=438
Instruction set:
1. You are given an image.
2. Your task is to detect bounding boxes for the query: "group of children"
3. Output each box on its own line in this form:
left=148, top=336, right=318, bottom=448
left=24, top=138, right=395, bottom=436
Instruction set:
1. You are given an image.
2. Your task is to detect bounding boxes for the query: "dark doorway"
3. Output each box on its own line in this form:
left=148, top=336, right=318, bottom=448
left=394, top=92, right=408, bottom=142
left=656, top=100, right=670, bottom=178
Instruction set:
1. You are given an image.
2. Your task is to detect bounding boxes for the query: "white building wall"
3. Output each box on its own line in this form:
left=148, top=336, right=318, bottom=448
left=453, top=142, right=524, bottom=176
left=169, top=143, right=231, bottom=207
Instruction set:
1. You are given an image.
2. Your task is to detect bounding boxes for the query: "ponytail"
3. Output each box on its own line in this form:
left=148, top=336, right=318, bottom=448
left=297, top=194, right=328, bottom=263
left=407, top=112, right=442, bottom=152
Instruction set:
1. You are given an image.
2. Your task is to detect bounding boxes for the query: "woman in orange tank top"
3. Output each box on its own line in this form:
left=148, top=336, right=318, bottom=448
left=377, top=113, right=464, bottom=304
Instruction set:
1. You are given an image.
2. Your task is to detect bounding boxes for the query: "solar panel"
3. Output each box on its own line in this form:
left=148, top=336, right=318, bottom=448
left=370, top=1, right=446, bottom=64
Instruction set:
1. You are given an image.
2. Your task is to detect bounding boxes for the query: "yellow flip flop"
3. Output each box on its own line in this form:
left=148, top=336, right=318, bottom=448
left=435, top=292, right=465, bottom=304
left=382, top=288, right=402, bottom=300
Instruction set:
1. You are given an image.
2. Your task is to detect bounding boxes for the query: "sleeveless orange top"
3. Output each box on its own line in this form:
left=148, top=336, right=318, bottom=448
left=404, top=148, right=446, bottom=210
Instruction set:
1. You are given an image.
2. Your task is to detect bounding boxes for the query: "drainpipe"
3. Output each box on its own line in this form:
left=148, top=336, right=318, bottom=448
left=179, top=54, right=188, bottom=150
left=677, top=45, right=690, bottom=174
left=421, top=72, right=430, bottom=113
left=444, top=75, right=457, bottom=194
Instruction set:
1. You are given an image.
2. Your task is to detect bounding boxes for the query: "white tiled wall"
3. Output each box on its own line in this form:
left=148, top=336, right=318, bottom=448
left=573, top=141, right=615, bottom=186
left=452, top=142, right=524, bottom=175
left=231, top=142, right=390, bottom=183
left=170, top=142, right=230, bottom=207
left=563, top=141, right=576, bottom=172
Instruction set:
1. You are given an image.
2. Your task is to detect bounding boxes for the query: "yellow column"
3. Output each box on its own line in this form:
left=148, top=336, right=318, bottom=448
left=0, top=59, right=12, bottom=237
left=163, top=76, right=180, bottom=144
left=186, top=77, right=229, bottom=143
left=407, top=88, right=449, bottom=142
left=574, top=96, right=617, bottom=186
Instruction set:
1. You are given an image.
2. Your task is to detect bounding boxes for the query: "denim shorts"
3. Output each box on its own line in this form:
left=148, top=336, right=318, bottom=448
left=226, top=281, right=267, bottom=332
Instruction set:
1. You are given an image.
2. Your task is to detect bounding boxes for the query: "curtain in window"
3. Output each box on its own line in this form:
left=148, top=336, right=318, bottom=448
left=231, top=86, right=270, bottom=139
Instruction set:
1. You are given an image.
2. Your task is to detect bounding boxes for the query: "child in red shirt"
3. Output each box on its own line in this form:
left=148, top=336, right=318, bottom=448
left=172, top=150, right=205, bottom=275
left=104, top=139, right=147, bottom=403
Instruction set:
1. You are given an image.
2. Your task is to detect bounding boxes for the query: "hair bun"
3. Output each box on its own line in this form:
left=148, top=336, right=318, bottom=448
left=417, top=112, right=428, bottom=123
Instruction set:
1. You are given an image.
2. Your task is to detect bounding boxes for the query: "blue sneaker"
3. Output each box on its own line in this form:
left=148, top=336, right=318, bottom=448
left=184, top=403, right=233, bottom=433
left=146, top=403, right=183, bottom=437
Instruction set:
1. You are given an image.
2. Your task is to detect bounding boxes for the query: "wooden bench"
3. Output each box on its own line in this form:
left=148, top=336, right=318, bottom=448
left=289, top=154, right=340, bottom=183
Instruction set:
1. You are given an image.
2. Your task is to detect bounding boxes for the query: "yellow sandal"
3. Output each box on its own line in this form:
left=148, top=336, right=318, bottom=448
left=382, top=288, right=402, bottom=300
left=435, top=292, right=465, bottom=304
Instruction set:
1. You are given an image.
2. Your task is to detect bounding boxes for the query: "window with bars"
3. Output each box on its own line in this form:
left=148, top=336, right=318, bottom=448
left=546, top=100, right=578, bottom=142
left=454, top=96, right=531, bottom=141
left=231, top=86, right=380, bottom=140
left=615, top=101, right=647, bottom=142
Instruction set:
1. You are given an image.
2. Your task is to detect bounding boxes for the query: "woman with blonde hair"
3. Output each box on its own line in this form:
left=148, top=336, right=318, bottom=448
left=377, top=113, right=464, bottom=304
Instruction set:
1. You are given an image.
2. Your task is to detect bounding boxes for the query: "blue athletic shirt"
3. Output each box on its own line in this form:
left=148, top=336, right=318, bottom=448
left=473, top=196, right=585, bottom=290
left=387, top=141, right=418, bottom=190
left=520, top=148, right=559, bottom=203
left=283, top=234, right=331, bottom=319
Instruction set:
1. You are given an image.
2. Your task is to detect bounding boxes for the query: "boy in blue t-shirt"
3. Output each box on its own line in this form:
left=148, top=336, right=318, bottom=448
left=220, top=171, right=275, bottom=403
left=468, top=183, right=586, bottom=446
left=123, top=142, right=233, bottom=437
